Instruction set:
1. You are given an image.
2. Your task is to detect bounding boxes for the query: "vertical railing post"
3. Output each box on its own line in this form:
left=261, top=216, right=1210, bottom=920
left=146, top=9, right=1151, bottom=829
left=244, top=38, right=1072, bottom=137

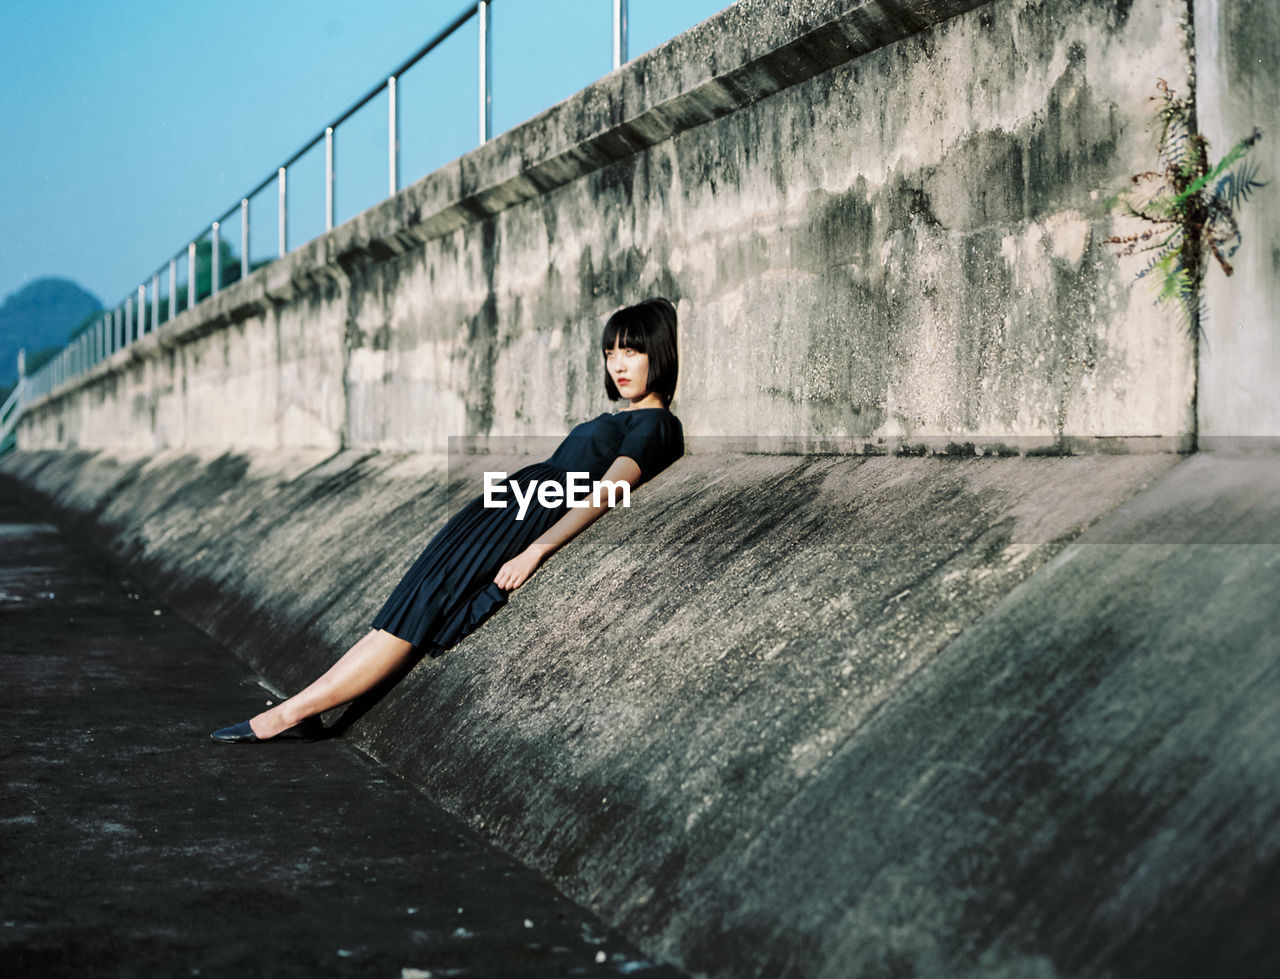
left=325, top=126, right=335, bottom=231
left=151, top=274, right=160, bottom=332
left=278, top=167, right=288, bottom=257
left=139, top=286, right=147, bottom=338
left=479, top=0, right=492, bottom=144
left=211, top=222, right=221, bottom=296
left=388, top=75, right=400, bottom=195
left=169, top=258, right=177, bottom=321
left=126, top=296, right=134, bottom=345
left=241, top=198, right=250, bottom=280
left=188, top=242, right=197, bottom=310
left=613, top=0, right=628, bottom=69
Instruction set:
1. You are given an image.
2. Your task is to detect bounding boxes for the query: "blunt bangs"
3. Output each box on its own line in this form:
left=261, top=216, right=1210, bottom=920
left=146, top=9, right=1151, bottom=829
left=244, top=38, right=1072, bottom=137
left=601, top=297, right=679, bottom=407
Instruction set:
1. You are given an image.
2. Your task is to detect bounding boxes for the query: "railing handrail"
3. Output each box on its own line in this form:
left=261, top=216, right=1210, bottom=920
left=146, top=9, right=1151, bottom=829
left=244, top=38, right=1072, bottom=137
left=0, top=377, right=23, bottom=423
left=207, top=2, right=482, bottom=232
left=0, top=377, right=27, bottom=452
left=21, top=0, right=639, bottom=411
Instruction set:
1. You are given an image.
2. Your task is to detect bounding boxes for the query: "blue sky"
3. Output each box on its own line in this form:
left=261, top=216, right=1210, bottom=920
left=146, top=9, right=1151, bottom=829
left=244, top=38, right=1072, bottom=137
left=0, top=0, right=730, bottom=311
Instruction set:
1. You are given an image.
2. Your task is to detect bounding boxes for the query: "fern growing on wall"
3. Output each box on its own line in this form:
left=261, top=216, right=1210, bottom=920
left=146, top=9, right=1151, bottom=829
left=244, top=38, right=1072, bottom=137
left=1105, top=79, right=1265, bottom=337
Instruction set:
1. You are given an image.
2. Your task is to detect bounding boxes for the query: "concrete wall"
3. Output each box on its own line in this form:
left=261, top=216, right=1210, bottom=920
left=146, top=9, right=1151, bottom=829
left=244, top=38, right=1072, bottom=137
left=21, top=0, right=1202, bottom=455
left=1196, top=0, right=1280, bottom=441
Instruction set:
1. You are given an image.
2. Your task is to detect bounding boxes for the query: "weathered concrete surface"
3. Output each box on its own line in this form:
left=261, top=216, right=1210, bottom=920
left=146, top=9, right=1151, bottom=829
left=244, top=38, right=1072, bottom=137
left=21, top=0, right=1200, bottom=454
left=1196, top=0, right=1280, bottom=439
left=0, top=490, right=684, bottom=978
left=14, top=446, right=1280, bottom=977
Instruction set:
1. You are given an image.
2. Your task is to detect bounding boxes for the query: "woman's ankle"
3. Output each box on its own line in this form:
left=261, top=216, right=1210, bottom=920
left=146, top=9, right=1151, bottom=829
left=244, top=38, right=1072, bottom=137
left=249, top=705, right=303, bottom=738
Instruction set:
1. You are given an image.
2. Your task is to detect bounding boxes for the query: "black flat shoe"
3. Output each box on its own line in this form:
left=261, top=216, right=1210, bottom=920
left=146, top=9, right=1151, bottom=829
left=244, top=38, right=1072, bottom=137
left=210, top=716, right=325, bottom=744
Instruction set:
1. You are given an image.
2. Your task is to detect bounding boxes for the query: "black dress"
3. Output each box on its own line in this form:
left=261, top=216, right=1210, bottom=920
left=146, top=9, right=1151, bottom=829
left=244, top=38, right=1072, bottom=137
left=371, top=407, right=683, bottom=652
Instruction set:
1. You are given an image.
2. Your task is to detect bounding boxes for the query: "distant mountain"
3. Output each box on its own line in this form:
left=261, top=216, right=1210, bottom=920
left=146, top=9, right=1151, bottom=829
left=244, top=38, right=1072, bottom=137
left=0, top=277, right=102, bottom=386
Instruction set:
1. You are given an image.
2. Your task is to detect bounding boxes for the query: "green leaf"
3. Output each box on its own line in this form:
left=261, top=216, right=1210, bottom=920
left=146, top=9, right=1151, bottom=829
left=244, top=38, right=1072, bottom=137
left=1170, top=132, right=1261, bottom=208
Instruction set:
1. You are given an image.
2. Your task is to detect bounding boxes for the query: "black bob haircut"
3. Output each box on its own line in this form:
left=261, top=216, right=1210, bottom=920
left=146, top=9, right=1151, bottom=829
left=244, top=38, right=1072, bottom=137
left=601, top=297, right=679, bottom=407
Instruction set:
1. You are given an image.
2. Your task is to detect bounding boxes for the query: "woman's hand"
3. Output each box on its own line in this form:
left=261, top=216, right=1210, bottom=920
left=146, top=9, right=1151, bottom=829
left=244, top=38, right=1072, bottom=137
left=494, top=546, right=544, bottom=592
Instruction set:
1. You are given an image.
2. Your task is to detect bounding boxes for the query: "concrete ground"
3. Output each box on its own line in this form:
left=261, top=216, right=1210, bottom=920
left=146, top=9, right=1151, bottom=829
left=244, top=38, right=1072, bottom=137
left=0, top=491, right=686, bottom=978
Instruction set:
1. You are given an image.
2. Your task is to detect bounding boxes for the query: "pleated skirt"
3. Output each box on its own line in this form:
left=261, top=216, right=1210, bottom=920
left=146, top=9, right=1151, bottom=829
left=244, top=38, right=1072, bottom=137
left=370, top=462, right=569, bottom=652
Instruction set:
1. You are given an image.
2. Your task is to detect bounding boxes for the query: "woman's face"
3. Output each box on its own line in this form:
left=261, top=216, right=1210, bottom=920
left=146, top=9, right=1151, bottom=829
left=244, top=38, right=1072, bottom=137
left=605, top=342, right=650, bottom=402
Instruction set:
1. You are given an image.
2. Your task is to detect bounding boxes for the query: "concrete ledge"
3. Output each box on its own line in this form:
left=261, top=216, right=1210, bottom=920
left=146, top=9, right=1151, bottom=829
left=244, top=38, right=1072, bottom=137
left=11, top=447, right=1278, bottom=976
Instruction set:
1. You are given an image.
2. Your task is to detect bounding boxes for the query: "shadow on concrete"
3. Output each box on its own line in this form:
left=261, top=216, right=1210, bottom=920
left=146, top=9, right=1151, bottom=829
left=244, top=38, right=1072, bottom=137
left=0, top=491, right=686, bottom=978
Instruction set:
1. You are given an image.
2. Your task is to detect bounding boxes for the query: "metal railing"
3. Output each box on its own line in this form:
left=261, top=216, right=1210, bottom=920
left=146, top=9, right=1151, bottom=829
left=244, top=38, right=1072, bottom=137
left=9, top=0, right=635, bottom=436
left=0, top=376, right=25, bottom=453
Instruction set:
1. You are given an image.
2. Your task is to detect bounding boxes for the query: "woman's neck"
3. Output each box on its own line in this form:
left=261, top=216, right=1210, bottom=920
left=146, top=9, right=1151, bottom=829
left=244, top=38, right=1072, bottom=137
left=620, top=393, right=665, bottom=411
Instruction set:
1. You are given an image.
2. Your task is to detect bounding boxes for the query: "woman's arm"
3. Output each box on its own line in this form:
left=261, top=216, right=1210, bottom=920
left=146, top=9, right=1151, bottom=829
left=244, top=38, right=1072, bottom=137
left=493, top=455, right=642, bottom=591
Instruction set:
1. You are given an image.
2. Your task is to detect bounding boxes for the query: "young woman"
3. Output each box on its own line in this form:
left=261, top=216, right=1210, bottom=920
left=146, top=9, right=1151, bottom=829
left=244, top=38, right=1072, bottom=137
left=212, top=297, right=684, bottom=743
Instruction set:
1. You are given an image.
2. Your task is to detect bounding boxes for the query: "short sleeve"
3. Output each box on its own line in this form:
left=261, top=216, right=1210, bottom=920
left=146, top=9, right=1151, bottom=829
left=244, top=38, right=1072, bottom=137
left=617, top=411, right=683, bottom=482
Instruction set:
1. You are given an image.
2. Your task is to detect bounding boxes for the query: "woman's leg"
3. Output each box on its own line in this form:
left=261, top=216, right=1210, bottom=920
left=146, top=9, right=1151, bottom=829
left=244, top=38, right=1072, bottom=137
left=248, top=629, right=415, bottom=738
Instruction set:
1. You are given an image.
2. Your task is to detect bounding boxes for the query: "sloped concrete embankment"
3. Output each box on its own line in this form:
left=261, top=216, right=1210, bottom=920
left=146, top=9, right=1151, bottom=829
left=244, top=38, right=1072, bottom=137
left=5, top=447, right=1277, bottom=977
